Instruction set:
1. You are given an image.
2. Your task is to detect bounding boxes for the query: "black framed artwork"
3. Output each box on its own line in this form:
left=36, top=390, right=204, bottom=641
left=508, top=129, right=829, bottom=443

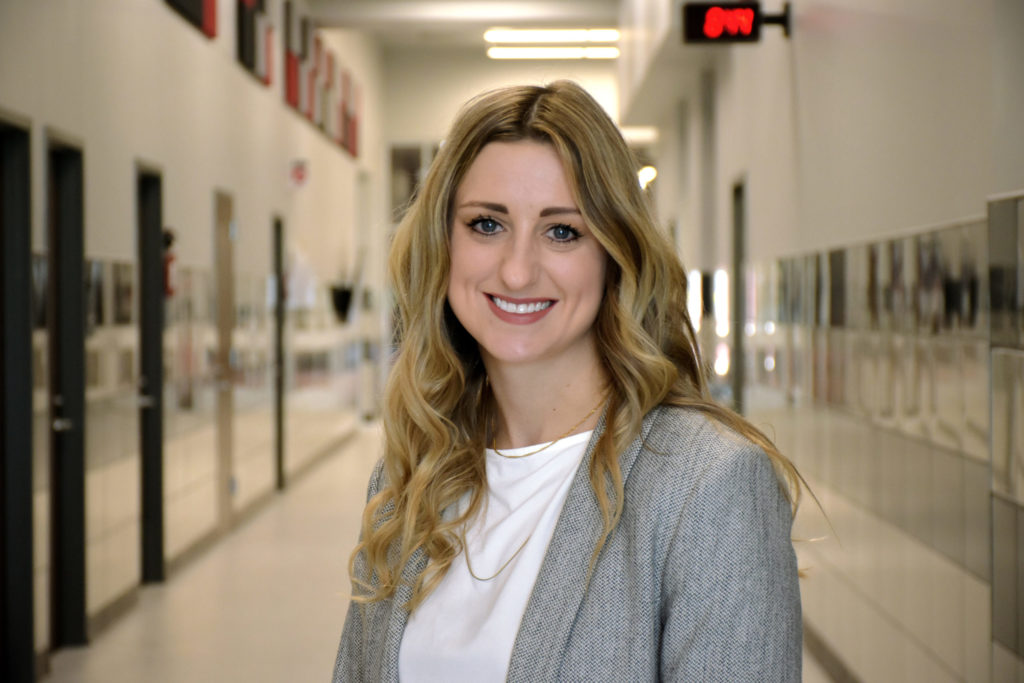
left=113, top=262, right=134, bottom=325
left=31, top=252, right=47, bottom=329
left=84, top=259, right=105, bottom=336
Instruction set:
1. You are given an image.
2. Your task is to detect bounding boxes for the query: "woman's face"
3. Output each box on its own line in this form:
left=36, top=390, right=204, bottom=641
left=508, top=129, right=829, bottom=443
left=447, top=140, right=607, bottom=373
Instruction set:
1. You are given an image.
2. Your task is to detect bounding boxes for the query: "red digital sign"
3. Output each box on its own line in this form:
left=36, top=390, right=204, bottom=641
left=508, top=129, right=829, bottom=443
left=704, top=6, right=757, bottom=38
left=684, top=3, right=761, bottom=43
left=683, top=2, right=791, bottom=44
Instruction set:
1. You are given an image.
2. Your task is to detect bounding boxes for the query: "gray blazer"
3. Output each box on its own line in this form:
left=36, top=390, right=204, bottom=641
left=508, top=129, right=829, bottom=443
left=333, top=405, right=801, bottom=681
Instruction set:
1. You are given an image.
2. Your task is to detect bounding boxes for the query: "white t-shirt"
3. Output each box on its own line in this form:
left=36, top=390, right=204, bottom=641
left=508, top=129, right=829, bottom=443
left=398, top=430, right=593, bottom=682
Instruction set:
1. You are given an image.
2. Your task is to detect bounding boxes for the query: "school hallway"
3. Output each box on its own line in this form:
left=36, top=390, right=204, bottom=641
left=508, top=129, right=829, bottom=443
left=42, top=419, right=832, bottom=683
left=44, top=422, right=381, bottom=683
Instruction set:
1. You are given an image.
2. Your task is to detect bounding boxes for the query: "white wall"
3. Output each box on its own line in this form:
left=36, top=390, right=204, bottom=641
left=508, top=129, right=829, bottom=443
left=383, top=46, right=619, bottom=144
left=0, top=0, right=384, bottom=286
left=624, top=0, right=1012, bottom=271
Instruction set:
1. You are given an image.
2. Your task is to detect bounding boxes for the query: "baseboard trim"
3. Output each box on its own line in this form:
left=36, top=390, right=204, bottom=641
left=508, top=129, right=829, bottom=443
left=87, top=585, right=140, bottom=640
left=166, top=525, right=224, bottom=579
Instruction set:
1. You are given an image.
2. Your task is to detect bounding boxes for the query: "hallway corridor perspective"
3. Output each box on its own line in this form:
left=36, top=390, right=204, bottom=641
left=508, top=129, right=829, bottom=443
left=42, top=420, right=831, bottom=683
left=45, top=423, right=381, bottom=683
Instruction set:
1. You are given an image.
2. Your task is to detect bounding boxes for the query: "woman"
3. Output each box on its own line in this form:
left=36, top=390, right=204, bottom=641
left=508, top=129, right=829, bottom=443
left=333, top=80, right=802, bottom=682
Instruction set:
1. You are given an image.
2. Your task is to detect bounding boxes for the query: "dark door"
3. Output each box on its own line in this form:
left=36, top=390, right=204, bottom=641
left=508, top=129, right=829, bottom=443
left=47, top=142, right=87, bottom=648
left=137, top=171, right=165, bottom=582
left=1, top=122, right=35, bottom=682
left=731, top=181, right=746, bottom=414
left=273, top=217, right=286, bottom=491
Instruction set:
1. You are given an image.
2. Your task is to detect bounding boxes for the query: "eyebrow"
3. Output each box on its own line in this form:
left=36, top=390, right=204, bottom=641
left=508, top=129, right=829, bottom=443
left=457, top=200, right=581, bottom=217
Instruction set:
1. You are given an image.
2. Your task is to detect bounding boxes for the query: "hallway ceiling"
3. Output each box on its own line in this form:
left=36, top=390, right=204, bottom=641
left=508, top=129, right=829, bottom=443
left=306, top=0, right=620, bottom=49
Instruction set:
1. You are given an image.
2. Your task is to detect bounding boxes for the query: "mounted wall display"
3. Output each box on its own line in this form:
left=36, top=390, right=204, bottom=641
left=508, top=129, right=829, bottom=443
left=237, top=0, right=273, bottom=85
left=112, top=262, right=134, bottom=325
left=917, top=234, right=943, bottom=335
left=84, top=259, right=104, bottom=336
left=284, top=2, right=301, bottom=109
left=31, top=253, right=47, bottom=329
left=164, top=0, right=216, bottom=38
left=682, top=2, right=791, bottom=43
left=283, top=1, right=360, bottom=158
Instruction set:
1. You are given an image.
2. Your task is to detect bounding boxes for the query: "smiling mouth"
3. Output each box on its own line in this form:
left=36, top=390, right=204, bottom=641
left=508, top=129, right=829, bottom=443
left=489, top=295, right=554, bottom=314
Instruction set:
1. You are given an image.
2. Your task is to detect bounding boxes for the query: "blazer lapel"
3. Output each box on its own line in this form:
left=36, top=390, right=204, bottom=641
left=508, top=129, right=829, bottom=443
left=505, top=407, right=662, bottom=681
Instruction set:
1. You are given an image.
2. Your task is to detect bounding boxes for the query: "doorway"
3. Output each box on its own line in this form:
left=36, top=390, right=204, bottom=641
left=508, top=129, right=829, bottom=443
left=1, top=121, right=35, bottom=682
left=137, top=170, right=165, bottom=582
left=47, top=141, right=87, bottom=648
left=214, top=192, right=235, bottom=526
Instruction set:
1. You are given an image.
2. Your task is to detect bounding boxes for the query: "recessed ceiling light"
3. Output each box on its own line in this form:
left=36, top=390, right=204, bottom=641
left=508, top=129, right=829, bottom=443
left=486, top=46, right=620, bottom=60
left=483, top=29, right=620, bottom=44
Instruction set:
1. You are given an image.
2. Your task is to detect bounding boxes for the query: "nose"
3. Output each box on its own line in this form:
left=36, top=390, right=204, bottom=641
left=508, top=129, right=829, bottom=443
left=498, top=230, right=540, bottom=291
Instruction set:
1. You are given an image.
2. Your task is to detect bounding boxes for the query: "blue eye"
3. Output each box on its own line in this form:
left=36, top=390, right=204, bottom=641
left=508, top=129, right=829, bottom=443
left=547, top=224, right=581, bottom=243
left=468, top=216, right=502, bottom=235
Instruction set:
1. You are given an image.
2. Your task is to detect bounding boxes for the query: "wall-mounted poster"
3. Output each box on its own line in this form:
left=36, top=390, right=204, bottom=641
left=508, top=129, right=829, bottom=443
left=113, top=262, right=134, bottom=325
left=877, top=242, right=893, bottom=331
left=84, top=259, right=105, bottom=336
left=888, top=240, right=904, bottom=323
left=960, top=220, right=987, bottom=333
left=868, top=243, right=880, bottom=329
left=814, top=253, right=827, bottom=327
left=31, top=252, right=47, bottom=329
left=916, top=234, right=942, bottom=334
left=828, top=249, right=845, bottom=328
left=937, top=227, right=962, bottom=332
left=164, top=0, right=216, bottom=38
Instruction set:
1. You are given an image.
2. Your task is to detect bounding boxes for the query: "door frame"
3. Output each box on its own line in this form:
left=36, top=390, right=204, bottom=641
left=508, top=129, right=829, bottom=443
left=46, top=133, right=87, bottom=648
left=213, top=191, right=235, bottom=526
left=1, top=119, right=36, bottom=683
left=272, top=216, right=286, bottom=491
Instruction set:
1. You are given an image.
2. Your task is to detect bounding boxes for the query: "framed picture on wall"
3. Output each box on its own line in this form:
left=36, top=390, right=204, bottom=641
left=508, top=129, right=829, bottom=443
left=960, top=221, right=986, bottom=333
left=84, top=259, right=105, bottom=336
left=31, top=253, right=47, bottom=329
left=113, top=262, right=134, bottom=325
left=868, top=243, right=880, bottom=329
left=916, top=235, right=942, bottom=334
left=164, top=0, right=216, bottom=38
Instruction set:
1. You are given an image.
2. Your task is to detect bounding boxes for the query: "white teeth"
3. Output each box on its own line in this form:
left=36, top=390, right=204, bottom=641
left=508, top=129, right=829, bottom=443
left=491, top=296, right=553, bottom=314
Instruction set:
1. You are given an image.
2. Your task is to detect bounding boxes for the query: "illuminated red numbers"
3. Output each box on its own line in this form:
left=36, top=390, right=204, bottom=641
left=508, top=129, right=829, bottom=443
left=703, top=7, right=756, bottom=39
left=682, top=2, right=762, bottom=44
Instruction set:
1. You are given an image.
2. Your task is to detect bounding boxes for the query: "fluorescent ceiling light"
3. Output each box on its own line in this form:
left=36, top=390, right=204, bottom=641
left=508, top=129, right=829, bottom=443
left=621, top=126, right=659, bottom=144
left=484, top=28, right=620, bottom=43
left=487, top=46, right=620, bottom=60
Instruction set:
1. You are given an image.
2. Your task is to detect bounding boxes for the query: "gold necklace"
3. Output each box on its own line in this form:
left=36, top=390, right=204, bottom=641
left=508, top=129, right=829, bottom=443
left=461, top=527, right=532, bottom=582
left=490, top=393, right=607, bottom=459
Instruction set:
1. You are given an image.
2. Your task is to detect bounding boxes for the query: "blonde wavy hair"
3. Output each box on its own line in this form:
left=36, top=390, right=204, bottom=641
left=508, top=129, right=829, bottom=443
left=351, top=80, right=801, bottom=611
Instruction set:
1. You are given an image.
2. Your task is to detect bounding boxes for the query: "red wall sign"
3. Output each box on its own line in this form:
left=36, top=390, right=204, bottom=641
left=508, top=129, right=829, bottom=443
left=704, top=6, right=756, bottom=38
left=683, top=3, right=762, bottom=43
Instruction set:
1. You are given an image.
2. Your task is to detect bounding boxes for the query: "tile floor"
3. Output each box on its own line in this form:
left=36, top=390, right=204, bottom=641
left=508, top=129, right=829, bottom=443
left=46, top=420, right=833, bottom=682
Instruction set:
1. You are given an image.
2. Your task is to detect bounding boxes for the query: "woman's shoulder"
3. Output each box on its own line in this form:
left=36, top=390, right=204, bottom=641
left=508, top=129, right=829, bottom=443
left=644, top=403, right=764, bottom=460
left=630, top=403, right=778, bottom=501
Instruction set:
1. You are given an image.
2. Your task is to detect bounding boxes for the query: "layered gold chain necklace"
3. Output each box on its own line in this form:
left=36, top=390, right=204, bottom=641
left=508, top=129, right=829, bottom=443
left=464, top=392, right=608, bottom=581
